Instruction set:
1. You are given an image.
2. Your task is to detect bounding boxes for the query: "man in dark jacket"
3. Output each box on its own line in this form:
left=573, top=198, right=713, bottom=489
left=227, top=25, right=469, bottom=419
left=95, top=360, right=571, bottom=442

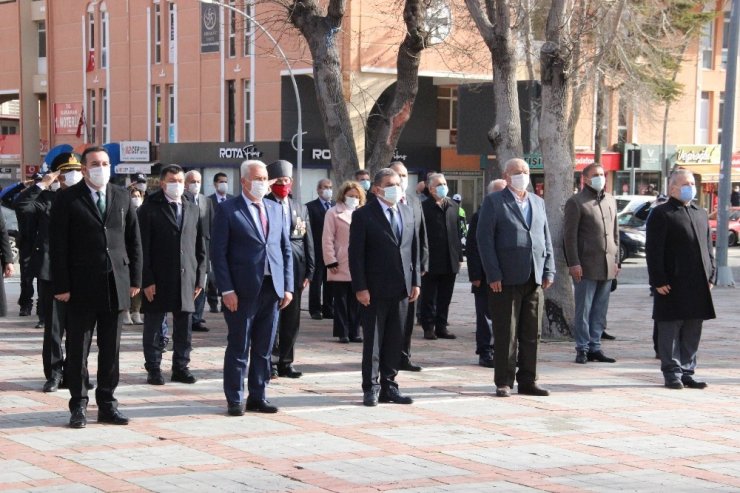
left=138, top=165, right=206, bottom=386
left=467, top=179, right=506, bottom=367
left=16, top=153, right=87, bottom=392
left=646, top=169, right=715, bottom=390
left=265, top=160, right=314, bottom=378
left=419, top=173, right=463, bottom=340
left=305, top=178, right=335, bottom=319
left=14, top=175, right=39, bottom=318
left=50, top=146, right=142, bottom=428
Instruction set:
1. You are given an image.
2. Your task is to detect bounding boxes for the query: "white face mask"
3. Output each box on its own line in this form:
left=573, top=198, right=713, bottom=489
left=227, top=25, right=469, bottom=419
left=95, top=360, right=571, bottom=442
left=63, top=170, right=83, bottom=186
left=50, top=181, right=61, bottom=192
left=509, top=173, right=529, bottom=192
left=187, top=183, right=201, bottom=195
left=134, top=182, right=147, bottom=192
left=400, top=177, right=409, bottom=193
left=321, top=188, right=333, bottom=201
left=87, top=166, right=111, bottom=189
left=589, top=175, right=605, bottom=192
left=131, top=197, right=143, bottom=208
left=164, top=182, right=185, bottom=201
left=345, top=196, right=360, bottom=210
left=382, top=185, right=400, bottom=205
left=250, top=180, right=268, bottom=200
left=216, top=182, right=229, bottom=194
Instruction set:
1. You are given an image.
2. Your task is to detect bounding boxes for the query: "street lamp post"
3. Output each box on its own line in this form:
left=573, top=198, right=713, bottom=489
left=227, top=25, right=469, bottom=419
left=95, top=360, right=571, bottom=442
left=199, top=0, right=304, bottom=202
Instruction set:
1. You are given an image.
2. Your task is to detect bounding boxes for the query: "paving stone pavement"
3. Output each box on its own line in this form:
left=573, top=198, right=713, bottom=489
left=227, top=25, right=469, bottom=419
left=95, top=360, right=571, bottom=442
left=1, top=272, right=740, bottom=492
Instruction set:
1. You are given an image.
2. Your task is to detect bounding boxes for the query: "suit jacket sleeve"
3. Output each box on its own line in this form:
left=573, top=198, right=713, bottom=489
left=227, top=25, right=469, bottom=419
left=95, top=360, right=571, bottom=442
left=645, top=206, right=668, bottom=288
left=541, top=200, right=555, bottom=281
left=49, top=190, right=71, bottom=294
left=303, top=206, right=315, bottom=281
left=0, top=210, right=12, bottom=266
left=563, top=196, right=580, bottom=267
left=322, top=210, right=338, bottom=267
left=137, top=204, right=154, bottom=288
left=704, top=210, right=716, bottom=284
left=281, top=207, right=294, bottom=294
left=476, top=195, right=502, bottom=283
left=412, top=211, right=420, bottom=288
left=466, top=212, right=483, bottom=282
left=125, top=192, right=143, bottom=288
left=210, top=202, right=234, bottom=293
left=15, top=185, right=46, bottom=217
left=415, top=198, right=429, bottom=273
left=348, top=210, right=367, bottom=293
left=195, top=204, right=207, bottom=288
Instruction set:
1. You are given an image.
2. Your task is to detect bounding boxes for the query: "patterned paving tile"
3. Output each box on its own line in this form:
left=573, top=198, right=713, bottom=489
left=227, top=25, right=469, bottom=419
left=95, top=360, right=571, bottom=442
left=63, top=444, right=227, bottom=473
left=298, top=455, right=470, bottom=484
left=447, top=444, right=612, bottom=470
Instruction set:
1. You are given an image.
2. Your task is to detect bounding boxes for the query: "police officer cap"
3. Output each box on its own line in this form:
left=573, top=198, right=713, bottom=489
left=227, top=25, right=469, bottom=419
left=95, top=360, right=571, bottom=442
left=50, top=152, right=82, bottom=173
left=267, top=160, right=293, bottom=180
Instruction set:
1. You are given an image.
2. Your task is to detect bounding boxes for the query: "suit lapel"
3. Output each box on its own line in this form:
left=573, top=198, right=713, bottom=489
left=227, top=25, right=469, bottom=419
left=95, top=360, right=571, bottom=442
left=372, top=200, right=399, bottom=244
left=79, top=183, right=104, bottom=223
left=236, top=197, right=264, bottom=243
left=503, top=190, right=530, bottom=230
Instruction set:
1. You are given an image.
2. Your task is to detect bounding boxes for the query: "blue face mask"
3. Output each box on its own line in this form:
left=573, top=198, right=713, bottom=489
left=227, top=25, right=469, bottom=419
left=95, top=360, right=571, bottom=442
left=360, top=179, right=371, bottom=191
left=679, top=184, right=696, bottom=203
left=435, top=185, right=449, bottom=199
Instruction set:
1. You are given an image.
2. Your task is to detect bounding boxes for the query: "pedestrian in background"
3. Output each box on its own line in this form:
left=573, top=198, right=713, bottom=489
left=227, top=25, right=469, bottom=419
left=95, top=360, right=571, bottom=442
left=646, top=169, right=715, bottom=390
left=207, top=172, right=233, bottom=313
left=564, top=163, right=619, bottom=365
left=306, top=178, right=335, bottom=320
left=184, top=170, right=213, bottom=332
left=123, top=186, right=144, bottom=325
left=323, top=180, right=365, bottom=344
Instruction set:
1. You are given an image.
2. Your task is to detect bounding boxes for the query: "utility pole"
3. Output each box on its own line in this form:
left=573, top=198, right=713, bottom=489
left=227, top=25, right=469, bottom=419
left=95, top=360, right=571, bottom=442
left=715, top=0, right=739, bottom=287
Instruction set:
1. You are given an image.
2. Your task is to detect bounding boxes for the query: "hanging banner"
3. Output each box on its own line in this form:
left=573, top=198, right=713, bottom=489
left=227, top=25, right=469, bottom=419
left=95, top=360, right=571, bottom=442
left=53, top=103, right=83, bottom=135
left=200, top=3, right=220, bottom=53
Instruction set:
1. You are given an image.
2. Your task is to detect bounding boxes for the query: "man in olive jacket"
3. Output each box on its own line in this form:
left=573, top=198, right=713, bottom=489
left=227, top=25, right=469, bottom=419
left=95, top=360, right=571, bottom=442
left=564, top=163, right=619, bottom=365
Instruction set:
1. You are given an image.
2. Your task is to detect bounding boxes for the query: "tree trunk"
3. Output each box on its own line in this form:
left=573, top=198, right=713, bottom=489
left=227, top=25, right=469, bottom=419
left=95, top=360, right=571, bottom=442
left=364, top=0, right=428, bottom=176
left=464, top=0, right=523, bottom=174
left=289, top=0, right=358, bottom=183
left=539, top=0, right=575, bottom=338
left=594, top=74, right=605, bottom=165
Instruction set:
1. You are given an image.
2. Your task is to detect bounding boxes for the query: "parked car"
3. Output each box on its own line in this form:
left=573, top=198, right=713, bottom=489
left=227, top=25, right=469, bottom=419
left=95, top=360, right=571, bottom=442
left=615, top=194, right=656, bottom=215
left=618, top=211, right=647, bottom=263
left=1, top=205, right=19, bottom=263
left=708, top=208, right=740, bottom=246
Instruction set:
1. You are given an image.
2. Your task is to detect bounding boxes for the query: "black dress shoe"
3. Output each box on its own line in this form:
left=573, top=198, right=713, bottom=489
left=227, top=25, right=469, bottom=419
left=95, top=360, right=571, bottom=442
left=277, top=365, right=303, bottom=378
left=378, top=387, right=413, bottom=404
left=191, top=323, right=210, bottom=332
left=35, top=321, right=44, bottom=329
left=147, top=370, right=165, bottom=385
left=423, top=330, right=437, bottom=340
left=682, top=377, right=707, bottom=389
left=575, top=350, right=588, bottom=364
left=587, top=350, right=616, bottom=363
left=98, top=409, right=130, bottom=425
left=495, top=385, right=511, bottom=397
left=338, top=337, right=350, bottom=343
left=363, top=389, right=378, bottom=407
left=478, top=357, right=495, bottom=368
left=665, top=380, right=684, bottom=389
left=310, top=312, right=323, bottom=320
left=227, top=402, right=245, bottom=416
left=271, top=366, right=279, bottom=378
left=69, top=408, right=87, bottom=429
left=43, top=376, right=61, bottom=393
left=246, top=399, right=279, bottom=413
left=400, top=359, right=423, bottom=372
left=171, top=369, right=197, bottom=384
left=601, top=331, right=616, bottom=340
left=19, top=306, right=32, bottom=317
left=349, top=336, right=363, bottom=343
left=435, top=330, right=457, bottom=339
left=518, top=384, right=550, bottom=396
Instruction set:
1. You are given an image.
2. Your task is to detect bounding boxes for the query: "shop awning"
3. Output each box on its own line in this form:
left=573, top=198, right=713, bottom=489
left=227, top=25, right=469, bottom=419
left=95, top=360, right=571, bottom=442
left=680, top=160, right=740, bottom=183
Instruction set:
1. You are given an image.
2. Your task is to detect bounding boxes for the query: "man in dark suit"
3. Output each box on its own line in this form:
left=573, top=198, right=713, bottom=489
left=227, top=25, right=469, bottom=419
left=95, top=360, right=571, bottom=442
left=211, top=160, right=293, bottom=416
left=390, top=161, right=427, bottom=372
left=206, top=172, right=233, bottom=313
left=16, top=153, right=89, bottom=392
left=467, top=179, right=507, bottom=368
left=50, top=146, right=142, bottom=428
left=14, top=176, right=38, bottom=318
left=265, top=160, right=314, bottom=379
left=305, top=178, right=334, bottom=320
left=420, top=173, right=463, bottom=340
left=477, top=158, right=554, bottom=398
left=349, top=168, right=420, bottom=407
left=646, top=169, right=715, bottom=390
left=185, top=170, right=213, bottom=332
left=138, top=165, right=206, bottom=386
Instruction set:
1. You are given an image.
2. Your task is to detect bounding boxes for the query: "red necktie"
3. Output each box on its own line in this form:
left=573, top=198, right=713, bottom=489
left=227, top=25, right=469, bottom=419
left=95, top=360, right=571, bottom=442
left=254, top=202, right=268, bottom=237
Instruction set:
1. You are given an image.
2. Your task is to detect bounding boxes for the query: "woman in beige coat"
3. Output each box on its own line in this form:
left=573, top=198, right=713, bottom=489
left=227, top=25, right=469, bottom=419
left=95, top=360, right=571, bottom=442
left=323, top=181, right=366, bottom=342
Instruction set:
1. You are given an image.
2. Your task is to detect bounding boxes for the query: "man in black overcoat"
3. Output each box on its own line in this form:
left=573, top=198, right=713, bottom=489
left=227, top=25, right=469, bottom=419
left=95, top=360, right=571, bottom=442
left=138, top=165, right=206, bottom=386
left=646, top=168, right=715, bottom=390
left=265, top=160, right=314, bottom=378
left=50, top=146, right=142, bottom=428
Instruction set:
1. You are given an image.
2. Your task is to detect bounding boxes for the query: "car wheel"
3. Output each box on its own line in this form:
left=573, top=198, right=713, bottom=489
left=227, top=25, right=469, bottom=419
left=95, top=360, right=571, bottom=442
left=619, top=242, right=627, bottom=263
left=729, top=231, right=737, bottom=247
left=9, top=237, right=19, bottom=264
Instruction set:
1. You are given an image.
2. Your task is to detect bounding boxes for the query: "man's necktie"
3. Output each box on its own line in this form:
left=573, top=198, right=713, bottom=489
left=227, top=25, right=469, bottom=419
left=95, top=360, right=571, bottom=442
left=253, top=202, right=268, bottom=238
left=388, top=207, right=401, bottom=244
left=96, top=191, right=106, bottom=217
left=170, top=202, right=182, bottom=228
left=324, top=201, right=330, bottom=211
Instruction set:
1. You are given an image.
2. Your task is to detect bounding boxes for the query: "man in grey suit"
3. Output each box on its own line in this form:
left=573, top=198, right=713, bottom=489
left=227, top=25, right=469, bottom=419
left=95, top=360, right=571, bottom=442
left=185, top=171, right=213, bottom=332
left=477, top=158, right=555, bottom=398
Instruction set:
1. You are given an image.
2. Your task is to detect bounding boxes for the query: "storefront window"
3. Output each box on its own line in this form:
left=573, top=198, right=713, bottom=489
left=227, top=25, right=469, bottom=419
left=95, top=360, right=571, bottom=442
left=614, top=171, right=661, bottom=196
